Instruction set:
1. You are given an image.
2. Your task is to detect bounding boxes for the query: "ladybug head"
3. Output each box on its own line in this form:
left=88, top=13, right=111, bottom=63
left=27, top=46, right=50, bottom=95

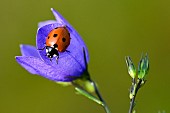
left=46, top=46, right=59, bottom=59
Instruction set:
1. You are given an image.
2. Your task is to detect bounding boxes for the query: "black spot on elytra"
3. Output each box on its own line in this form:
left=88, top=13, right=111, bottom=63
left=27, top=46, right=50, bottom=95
left=53, top=34, right=58, bottom=37
left=62, top=37, right=66, bottom=42
left=47, top=36, right=50, bottom=39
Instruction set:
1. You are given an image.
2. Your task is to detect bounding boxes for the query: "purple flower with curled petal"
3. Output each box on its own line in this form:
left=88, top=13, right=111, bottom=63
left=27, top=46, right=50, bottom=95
left=16, top=8, right=89, bottom=82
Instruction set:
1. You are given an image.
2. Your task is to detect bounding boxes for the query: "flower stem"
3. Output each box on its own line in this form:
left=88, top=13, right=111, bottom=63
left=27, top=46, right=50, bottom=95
left=90, top=80, right=111, bottom=113
left=129, top=79, right=142, bottom=113
left=129, top=93, right=136, bottom=113
left=72, top=82, right=104, bottom=106
left=72, top=79, right=111, bottom=113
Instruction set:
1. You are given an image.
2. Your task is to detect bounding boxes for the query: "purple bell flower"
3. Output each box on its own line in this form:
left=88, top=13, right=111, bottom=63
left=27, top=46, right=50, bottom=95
left=16, top=8, right=89, bottom=82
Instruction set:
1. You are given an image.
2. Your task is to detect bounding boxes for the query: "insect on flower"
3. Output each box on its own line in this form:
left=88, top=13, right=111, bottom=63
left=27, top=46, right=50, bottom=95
left=38, top=26, right=71, bottom=62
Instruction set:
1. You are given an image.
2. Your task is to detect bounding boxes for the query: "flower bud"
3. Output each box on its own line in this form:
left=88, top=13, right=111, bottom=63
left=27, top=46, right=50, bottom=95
left=125, top=56, right=136, bottom=78
left=138, top=54, right=149, bottom=79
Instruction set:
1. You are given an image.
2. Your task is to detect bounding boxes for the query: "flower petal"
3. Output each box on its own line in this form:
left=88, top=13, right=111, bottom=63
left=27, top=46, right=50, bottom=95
left=51, top=8, right=68, bottom=25
left=51, top=8, right=89, bottom=63
left=15, top=56, right=84, bottom=82
left=16, top=56, right=39, bottom=75
left=38, top=20, right=57, bottom=28
left=20, top=44, right=40, bottom=58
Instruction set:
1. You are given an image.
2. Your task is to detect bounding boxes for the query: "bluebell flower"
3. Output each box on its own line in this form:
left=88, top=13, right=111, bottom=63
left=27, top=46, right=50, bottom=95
left=16, top=8, right=89, bottom=82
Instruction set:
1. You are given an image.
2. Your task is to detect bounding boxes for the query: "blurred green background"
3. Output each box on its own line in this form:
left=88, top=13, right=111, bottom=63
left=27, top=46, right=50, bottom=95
left=0, top=0, right=170, bottom=113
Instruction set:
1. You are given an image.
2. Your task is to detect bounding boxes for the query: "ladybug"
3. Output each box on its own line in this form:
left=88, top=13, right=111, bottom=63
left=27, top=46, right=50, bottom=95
left=39, top=26, right=71, bottom=62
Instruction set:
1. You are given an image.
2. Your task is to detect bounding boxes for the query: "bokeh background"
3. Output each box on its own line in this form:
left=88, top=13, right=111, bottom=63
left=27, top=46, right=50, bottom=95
left=0, top=0, right=170, bottom=113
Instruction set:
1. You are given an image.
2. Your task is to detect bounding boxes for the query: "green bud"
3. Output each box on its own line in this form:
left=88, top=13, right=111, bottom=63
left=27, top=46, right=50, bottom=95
left=73, top=79, right=95, bottom=93
left=138, top=53, right=149, bottom=79
left=84, top=80, right=95, bottom=93
left=132, top=110, right=136, bottom=113
left=125, top=56, right=137, bottom=78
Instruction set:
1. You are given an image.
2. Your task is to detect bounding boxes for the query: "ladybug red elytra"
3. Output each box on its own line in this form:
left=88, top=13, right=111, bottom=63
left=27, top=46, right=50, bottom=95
left=39, top=26, right=71, bottom=62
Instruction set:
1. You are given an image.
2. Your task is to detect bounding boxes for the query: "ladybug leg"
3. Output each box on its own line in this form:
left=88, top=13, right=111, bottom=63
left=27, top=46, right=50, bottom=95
left=50, top=58, right=52, bottom=62
left=37, top=46, right=46, bottom=51
left=56, top=56, right=59, bottom=64
left=65, top=50, right=70, bottom=53
left=45, top=54, right=47, bottom=57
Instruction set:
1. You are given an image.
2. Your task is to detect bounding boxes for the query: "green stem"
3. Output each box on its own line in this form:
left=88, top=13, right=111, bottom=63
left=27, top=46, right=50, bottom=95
left=75, top=87, right=104, bottom=106
left=129, top=79, right=142, bottom=113
left=90, top=80, right=111, bottom=113
left=72, top=80, right=111, bottom=113
left=72, top=82, right=103, bottom=106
